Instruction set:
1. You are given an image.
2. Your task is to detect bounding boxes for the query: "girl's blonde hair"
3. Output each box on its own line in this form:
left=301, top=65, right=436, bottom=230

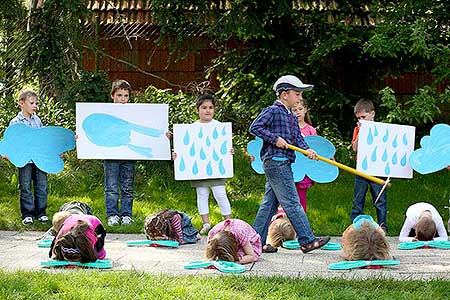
left=294, top=99, right=313, bottom=126
left=52, top=211, right=71, bottom=233
left=52, top=220, right=97, bottom=263
left=205, top=231, right=239, bottom=262
left=144, top=209, right=179, bottom=240
left=342, top=222, right=391, bottom=261
left=267, top=218, right=296, bottom=247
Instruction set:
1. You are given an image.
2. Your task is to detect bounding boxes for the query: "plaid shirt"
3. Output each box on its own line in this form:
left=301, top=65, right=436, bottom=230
left=249, top=100, right=309, bottom=162
left=9, top=112, right=43, bottom=128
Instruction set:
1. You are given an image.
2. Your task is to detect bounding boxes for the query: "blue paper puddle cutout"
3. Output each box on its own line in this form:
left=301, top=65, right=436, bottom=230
left=222, top=127, right=226, bottom=136
left=401, top=154, right=407, bottom=166
left=362, top=157, right=368, bottom=170
left=0, top=124, right=75, bottom=174
left=198, top=128, right=203, bottom=139
left=385, top=163, right=391, bottom=175
left=190, top=144, right=196, bottom=157
left=382, top=149, right=388, bottom=162
left=371, top=147, right=377, bottom=162
left=220, top=141, right=227, bottom=155
left=213, top=128, right=218, bottom=139
left=179, top=157, right=186, bottom=172
left=374, top=126, right=378, bottom=136
left=82, top=113, right=163, bottom=158
left=367, top=128, right=374, bottom=145
left=219, top=159, right=225, bottom=175
left=392, top=135, right=398, bottom=148
left=213, top=150, right=220, bottom=161
left=206, top=162, right=213, bottom=176
left=192, top=161, right=199, bottom=175
left=403, top=133, right=408, bottom=146
left=392, top=152, right=397, bottom=165
left=382, top=129, right=389, bottom=143
left=206, top=137, right=211, bottom=147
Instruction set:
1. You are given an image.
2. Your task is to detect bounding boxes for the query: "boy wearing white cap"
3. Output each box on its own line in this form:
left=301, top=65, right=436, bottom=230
left=249, top=75, right=330, bottom=253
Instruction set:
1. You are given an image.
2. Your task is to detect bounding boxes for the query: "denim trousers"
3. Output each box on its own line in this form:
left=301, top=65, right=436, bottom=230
left=18, top=163, right=48, bottom=219
left=104, top=160, right=135, bottom=217
left=350, top=175, right=387, bottom=231
left=253, top=159, right=316, bottom=245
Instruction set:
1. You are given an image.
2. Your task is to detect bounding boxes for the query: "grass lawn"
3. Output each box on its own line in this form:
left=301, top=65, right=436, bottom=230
left=1, top=271, right=450, bottom=299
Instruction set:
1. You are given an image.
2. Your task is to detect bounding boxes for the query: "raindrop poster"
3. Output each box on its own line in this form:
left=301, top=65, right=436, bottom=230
left=357, top=120, right=415, bottom=178
left=76, top=103, right=171, bottom=160
left=173, top=121, right=233, bottom=180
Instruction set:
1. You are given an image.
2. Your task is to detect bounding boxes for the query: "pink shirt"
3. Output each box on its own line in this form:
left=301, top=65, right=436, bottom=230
left=300, top=123, right=317, bottom=137
left=55, top=215, right=106, bottom=259
left=208, top=219, right=262, bottom=261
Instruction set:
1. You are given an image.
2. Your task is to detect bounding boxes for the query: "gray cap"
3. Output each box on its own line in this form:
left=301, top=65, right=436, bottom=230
left=273, top=75, right=314, bottom=95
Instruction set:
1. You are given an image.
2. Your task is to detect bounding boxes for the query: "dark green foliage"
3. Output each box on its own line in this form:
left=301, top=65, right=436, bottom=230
left=61, top=71, right=111, bottom=105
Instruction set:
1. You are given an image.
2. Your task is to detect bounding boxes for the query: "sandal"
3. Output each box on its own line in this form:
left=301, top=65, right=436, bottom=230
left=300, top=237, right=330, bottom=253
left=262, top=244, right=278, bottom=253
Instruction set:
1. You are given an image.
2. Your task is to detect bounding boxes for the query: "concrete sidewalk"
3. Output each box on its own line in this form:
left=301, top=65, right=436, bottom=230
left=1, top=230, right=450, bottom=280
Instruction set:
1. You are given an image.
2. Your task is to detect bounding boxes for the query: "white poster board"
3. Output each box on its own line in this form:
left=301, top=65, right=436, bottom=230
left=76, top=103, right=170, bottom=160
left=357, top=120, right=415, bottom=178
left=173, top=121, right=233, bottom=180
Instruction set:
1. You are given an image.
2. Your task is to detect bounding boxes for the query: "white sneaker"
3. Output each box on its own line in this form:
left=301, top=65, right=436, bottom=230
left=22, top=217, right=33, bottom=225
left=107, top=215, right=120, bottom=226
left=38, top=215, right=49, bottom=223
left=199, top=223, right=211, bottom=235
left=121, top=216, right=132, bottom=225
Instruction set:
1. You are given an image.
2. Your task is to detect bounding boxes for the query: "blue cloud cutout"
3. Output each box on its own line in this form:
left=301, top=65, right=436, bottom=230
left=246, top=135, right=339, bottom=183
left=82, top=113, right=164, bottom=158
left=0, top=123, right=75, bottom=174
left=409, top=123, right=450, bottom=174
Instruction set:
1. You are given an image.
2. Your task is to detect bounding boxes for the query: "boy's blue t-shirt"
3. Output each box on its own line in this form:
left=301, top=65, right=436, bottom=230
left=10, top=112, right=43, bottom=128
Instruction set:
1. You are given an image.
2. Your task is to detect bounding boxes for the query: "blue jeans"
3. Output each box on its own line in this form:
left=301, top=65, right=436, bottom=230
left=253, top=159, right=315, bottom=245
left=350, top=175, right=387, bottom=231
left=18, top=163, right=48, bottom=219
left=104, top=160, right=135, bottom=217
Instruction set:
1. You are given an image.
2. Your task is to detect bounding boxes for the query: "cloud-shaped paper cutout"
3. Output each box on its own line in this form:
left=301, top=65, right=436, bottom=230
left=82, top=113, right=164, bottom=158
left=246, top=135, right=339, bottom=183
left=409, top=123, right=450, bottom=174
left=0, top=123, right=75, bottom=174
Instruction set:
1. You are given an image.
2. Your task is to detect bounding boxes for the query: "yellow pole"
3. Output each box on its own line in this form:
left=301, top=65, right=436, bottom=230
left=287, top=144, right=389, bottom=186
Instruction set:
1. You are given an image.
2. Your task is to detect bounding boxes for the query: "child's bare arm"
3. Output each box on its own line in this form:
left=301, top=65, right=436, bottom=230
left=238, top=241, right=256, bottom=264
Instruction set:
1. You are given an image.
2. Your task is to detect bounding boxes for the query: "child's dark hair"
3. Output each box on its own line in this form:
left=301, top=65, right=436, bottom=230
left=415, top=217, right=436, bottom=241
left=144, top=209, right=179, bottom=240
left=196, top=93, right=216, bottom=108
left=111, top=79, right=132, bottom=95
left=205, top=231, right=239, bottom=262
left=52, top=220, right=97, bottom=263
left=354, top=98, right=375, bottom=114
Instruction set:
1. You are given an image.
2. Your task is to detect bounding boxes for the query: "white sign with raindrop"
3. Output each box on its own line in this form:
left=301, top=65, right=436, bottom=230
left=173, top=121, right=233, bottom=180
left=357, top=120, right=415, bottom=178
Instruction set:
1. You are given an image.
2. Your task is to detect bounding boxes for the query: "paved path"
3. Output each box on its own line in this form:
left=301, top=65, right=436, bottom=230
left=1, top=230, right=450, bottom=280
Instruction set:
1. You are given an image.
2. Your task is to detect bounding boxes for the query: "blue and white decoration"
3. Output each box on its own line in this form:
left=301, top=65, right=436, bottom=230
left=173, top=121, right=233, bottom=180
left=409, top=123, right=450, bottom=174
left=0, top=123, right=75, bottom=174
left=76, top=103, right=171, bottom=160
left=357, top=120, right=415, bottom=178
left=246, top=136, right=339, bottom=183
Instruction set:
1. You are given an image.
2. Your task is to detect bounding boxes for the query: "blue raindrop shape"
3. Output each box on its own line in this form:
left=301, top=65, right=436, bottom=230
left=400, top=154, right=407, bottom=166
left=213, top=150, right=220, bottom=161
left=392, top=135, right=398, bottom=148
left=179, top=157, right=185, bottom=172
left=371, top=146, right=377, bottom=162
left=392, top=152, right=398, bottom=165
left=206, top=162, right=213, bottom=176
left=374, top=126, right=379, bottom=136
left=220, top=141, right=227, bottom=155
left=200, top=148, right=206, bottom=160
left=222, top=127, right=226, bottom=136
left=183, top=131, right=190, bottom=145
left=382, top=149, right=388, bottom=162
left=385, top=163, right=391, bottom=175
left=403, top=133, right=408, bottom=145
left=382, top=129, right=389, bottom=143
left=367, top=128, right=374, bottom=145
left=192, top=161, right=198, bottom=175
left=190, top=144, right=195, bottom=157
left=198, top=128, right=203, bottom=138
left=362, top=156, right=368, bottom=170
left=206, top=137, right=211, bottom=147
left=219, top=159, right=226, bottom=175
left=213, top=127, right=218, bottom=139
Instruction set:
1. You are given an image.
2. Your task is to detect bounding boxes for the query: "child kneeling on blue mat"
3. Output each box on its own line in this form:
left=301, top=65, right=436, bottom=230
left=341, top=215, right=391, bottom=261
left=144, top=209, right=199, bottom=244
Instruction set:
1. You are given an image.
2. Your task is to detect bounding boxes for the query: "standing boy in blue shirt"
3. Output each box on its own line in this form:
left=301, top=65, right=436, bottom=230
left=250, top=75, right=330, bottom=253
left=9, top=89, right=48, bottom=225
left=104, top=79, right=135, bottom=226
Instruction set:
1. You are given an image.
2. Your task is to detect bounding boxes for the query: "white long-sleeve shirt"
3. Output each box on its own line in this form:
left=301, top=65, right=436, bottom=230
left=399, top=202, right=448, bottom=242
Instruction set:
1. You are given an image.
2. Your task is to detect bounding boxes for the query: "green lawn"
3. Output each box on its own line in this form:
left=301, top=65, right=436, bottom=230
left=1, top=149, right=449, bottom=236
left=1, top=271, right=450, bottom=299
